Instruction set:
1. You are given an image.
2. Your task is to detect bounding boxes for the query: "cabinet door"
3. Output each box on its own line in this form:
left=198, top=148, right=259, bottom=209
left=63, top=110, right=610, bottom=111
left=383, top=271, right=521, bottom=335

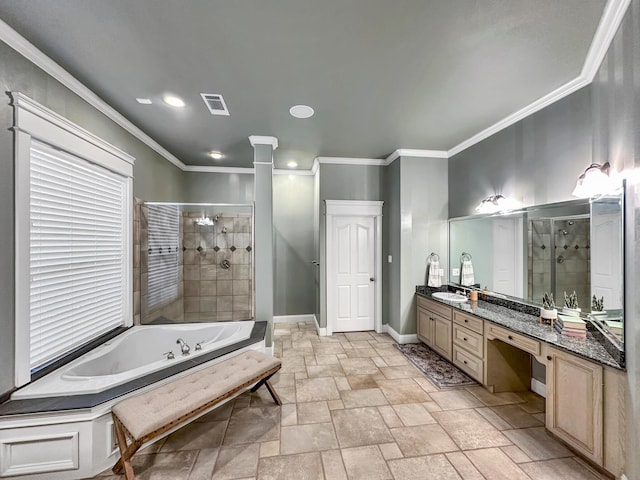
left=546, top=348, right=603, bottom=465
left=432, top=315, right=452, bottom=361
left=417, top=307, right=433, bottom=344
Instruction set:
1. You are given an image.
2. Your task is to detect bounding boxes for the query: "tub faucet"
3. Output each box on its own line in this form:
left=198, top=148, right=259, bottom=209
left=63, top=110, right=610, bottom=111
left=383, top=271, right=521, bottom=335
left=176, top=338, right=191, bottom=355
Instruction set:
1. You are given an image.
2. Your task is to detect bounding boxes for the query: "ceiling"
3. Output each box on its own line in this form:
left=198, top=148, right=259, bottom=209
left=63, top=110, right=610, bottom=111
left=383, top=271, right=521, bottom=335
left=0, top=0, right=607, bottom=169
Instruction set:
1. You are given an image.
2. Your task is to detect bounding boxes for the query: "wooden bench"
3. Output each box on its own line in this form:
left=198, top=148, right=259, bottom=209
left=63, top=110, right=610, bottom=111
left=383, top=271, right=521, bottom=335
left=111, top=349, right=281, bottom=480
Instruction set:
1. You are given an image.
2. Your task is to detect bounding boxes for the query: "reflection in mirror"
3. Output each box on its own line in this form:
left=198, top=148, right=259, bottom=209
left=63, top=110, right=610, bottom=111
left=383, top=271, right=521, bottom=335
left=448, top=185, right=624, bottom=344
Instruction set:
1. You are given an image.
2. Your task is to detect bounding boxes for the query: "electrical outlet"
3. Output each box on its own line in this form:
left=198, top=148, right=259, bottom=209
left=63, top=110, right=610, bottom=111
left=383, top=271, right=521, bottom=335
left=452, top=268, right=460, bottom=276
left=388, top=255, right=392, bottom=263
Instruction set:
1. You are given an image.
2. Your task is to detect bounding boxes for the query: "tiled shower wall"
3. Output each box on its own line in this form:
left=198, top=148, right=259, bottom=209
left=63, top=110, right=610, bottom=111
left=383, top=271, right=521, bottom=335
left=182, top=212, right=253, bottom=321
left=528, top=218, right=590, bottom=307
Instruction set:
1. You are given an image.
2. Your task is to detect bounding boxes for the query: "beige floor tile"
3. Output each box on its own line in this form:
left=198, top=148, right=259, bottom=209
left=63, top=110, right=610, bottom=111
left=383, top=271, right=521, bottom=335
left=349, top=340, right=375, bottom=349
left=391, top=424, right=459, bottom=457
left=347, top=374, right=379, bottom=390
left=379, top=365, right=422, bottom=379
left=465, top=387, right=526, bottom=406
left=392, top=403, right=436, bottom=426
left=295, top=371, right=308, bottom=380
left=304, top=355, right=317, bottom=366
left=379, top=355, right=411, bottom=366
left=306, top=364, right=344, bottom=378
left=188, top=449, right=220, bottom=480
left=297, top=401, right=331, bottom=424
left=131, top=450, right=198, bottom=480
left=345, top=347, right=379, bottom=358
left=316, top=354, right=340, bottom=365
left=445, top=452, right=484, bottom=480
left=340, top=388, right=389, bottom=408
left=332, top=407, right=394, bottom=448
left=533, top=412, right=546, bottom=423
left=334, top=376, right=352, bottom=391
left=223, top=407, right=280, bottom=445
left=280, top=422, right=338, bottom=454
left=388, top=454, right=462, bottom=480
left=313, top=343, right=346, bottom=355
left=271, top=372, right=295, bottom=388
left=328, top=399, right=345, bottom=410
left=259, top=441, right=280, bottom=458
left=412, top=376, right=439, bottom=393
left=422, top=401, right=443, bottom=413
left=520, top=457, right=606, bottom=479
left=429, top=389, right=485, bottom=410
left=376, top=378, right=432, bottom=404
left=280, top=356, right=307, bottom=373
left=257, top=452, right=323, bottom=480
left=161, top=421, right=227, bottom=451
left=341, top=445, right=392, bottom=480
left=474, top=407, right=513, bottom=431
left=490, top=404, right=544, bottom=428
left=378, top=442, right=403, bottom=460
left=371, top=356, right=388, bottom=368
left=211, top=444, right=260, bottom=480
left=195, top=401, right=234, bottom=422
left=344, top=332, right=376, bottom=342
left=516, top=391, right=546, bottom=413
left=281, top=403, right=297, bottom=426
left=277, top=387, right=297, bottom=404
left=503, top=427, right=573, bottom=461
left=296, top=377, right=341, bottom=402
left=501, top=445, right=532, bottom=463
left=431, top=409, right=512, bottom=450
left=321, top=450, right=348, bottom=480
left=339, top=357, right=381, bottom=375
left=377, top=405, right=404, bottom=428
left=464, top=447, right=530, bottom=480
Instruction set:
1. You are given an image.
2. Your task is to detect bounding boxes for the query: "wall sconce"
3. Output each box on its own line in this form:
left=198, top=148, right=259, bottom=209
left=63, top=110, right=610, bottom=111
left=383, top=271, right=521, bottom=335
left=572, top=162, right=613, bottom=198
left=475, top=194, right=521, bottom=214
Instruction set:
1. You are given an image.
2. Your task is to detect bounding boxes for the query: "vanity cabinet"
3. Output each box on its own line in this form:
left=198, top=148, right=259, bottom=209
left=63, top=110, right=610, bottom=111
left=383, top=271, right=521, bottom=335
left=416, top=297, right=452, bottom=361
left=452, top=311, right=484, bottom=382
left=545, top=347, right=603, bottom=465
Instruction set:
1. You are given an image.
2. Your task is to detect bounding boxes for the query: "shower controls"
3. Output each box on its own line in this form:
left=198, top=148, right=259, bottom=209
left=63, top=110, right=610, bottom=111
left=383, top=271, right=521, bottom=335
left=163, top=351, right=175, bottom=360
left=220, top=259, right=231, bottom=269
left=195, top=340, right=205, bottom=351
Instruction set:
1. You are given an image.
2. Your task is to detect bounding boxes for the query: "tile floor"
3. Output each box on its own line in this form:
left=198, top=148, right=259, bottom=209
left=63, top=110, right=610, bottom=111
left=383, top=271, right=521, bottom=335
left=91, top=321, right=609, bottom=480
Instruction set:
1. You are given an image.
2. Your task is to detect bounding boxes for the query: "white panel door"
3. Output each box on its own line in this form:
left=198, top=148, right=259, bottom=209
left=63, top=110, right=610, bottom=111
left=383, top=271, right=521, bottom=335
left=591, top=212, right=622, bottom=308
left=332, top=216, right=375, bottom=332
left=492, top=217, right=524, bottom=297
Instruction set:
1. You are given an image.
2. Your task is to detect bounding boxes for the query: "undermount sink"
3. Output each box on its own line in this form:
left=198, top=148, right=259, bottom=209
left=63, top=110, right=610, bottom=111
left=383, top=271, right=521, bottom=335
left=431, top=292, right=468, bottom=303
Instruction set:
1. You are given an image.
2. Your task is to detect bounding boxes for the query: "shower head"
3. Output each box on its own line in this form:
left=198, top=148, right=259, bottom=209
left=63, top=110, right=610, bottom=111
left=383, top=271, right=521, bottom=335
left=560, top=230, right=569, bottom=235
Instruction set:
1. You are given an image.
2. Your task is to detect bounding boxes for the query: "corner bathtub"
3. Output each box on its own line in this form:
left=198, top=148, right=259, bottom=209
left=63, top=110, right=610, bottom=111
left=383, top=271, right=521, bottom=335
left=12, top=321, right=257, bottom=400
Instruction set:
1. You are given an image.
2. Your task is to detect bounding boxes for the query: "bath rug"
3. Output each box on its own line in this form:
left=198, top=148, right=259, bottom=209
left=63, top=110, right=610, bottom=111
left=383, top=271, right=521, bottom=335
left=394, top=343, right=479, bottom=389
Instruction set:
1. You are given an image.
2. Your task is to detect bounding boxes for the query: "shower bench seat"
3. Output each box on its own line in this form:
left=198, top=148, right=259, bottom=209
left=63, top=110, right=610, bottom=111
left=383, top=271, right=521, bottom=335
left=111, top=349, right=282, bottom=480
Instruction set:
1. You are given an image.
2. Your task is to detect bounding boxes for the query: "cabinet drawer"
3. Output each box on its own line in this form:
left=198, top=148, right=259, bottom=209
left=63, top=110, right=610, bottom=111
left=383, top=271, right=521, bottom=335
left=453, top=311, right=483, bottom=334
left=486, top=324, right=541, bottom=356
left=453, top=346, right=483, bottom=382
left=417, top=296, right=452, bottom=319
left=453, top=324, right=483, bottom=357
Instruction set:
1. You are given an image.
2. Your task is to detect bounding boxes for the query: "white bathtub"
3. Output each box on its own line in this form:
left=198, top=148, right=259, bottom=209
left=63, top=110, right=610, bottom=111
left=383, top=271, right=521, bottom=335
left=12, top=321, right=256, bottom=399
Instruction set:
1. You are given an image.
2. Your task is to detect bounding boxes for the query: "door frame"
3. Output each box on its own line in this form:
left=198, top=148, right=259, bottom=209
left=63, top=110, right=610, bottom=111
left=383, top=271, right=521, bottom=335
left=325, top=200, right=383, bottom=336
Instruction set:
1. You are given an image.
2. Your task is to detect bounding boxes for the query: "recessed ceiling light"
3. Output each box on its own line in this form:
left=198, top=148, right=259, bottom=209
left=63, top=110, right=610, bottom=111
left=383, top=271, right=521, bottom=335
left=287, top=161, right=298, bottom=168
left=208, top=151, right=223, bottom=160
left=136, top=98, right=152, bottom=104
left=289, top=105, right=314, bottom=119
left=163, top=94, right=186, bottom=108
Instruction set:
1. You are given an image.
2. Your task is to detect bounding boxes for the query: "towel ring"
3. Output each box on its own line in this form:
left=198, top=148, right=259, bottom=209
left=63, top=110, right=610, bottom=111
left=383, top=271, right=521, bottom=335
left=460, top=252, right=472, bottom=262
left=427, top=252, right=439, bottom=263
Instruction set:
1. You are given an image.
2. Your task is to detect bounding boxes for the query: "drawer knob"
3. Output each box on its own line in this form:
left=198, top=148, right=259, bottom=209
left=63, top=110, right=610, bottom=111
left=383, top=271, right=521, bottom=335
left=463, top=337, right=468, bottom=341
left=464, top=319, right=468, bottom=323
left=463, top=360, right=468, bottom=364
left=547, top=355, right=552, bottom=361
left=508, top=335, right=514, bottom=340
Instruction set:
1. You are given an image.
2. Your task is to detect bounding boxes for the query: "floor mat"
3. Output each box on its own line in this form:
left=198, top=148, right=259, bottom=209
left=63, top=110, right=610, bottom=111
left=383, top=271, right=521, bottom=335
left=395, top=343, right=479, bottom=388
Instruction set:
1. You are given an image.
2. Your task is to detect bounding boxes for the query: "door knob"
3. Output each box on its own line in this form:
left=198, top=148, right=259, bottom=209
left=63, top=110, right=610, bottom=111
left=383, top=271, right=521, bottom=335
left=370, top=277, right=375, bottom=282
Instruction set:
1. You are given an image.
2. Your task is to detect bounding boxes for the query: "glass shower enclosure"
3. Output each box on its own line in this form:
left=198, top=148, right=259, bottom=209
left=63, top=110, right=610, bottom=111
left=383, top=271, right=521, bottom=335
left=138, top=202, right=254, bottom=324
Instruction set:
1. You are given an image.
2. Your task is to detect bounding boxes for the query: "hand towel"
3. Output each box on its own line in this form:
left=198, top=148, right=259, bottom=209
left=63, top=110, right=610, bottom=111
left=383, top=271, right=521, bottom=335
left=427, top=260, right=442, bottom=287
left=461, top=259, right=475, bottom=286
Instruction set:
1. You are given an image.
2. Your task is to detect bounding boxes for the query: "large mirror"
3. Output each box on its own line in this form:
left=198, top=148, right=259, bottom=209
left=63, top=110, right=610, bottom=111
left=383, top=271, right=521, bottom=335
left=448, top=185, right=624, bottom=342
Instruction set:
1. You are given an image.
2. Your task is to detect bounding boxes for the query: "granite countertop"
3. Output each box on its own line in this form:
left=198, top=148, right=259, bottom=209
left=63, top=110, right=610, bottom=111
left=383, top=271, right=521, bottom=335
left=416, top=289, right=624, bottom=370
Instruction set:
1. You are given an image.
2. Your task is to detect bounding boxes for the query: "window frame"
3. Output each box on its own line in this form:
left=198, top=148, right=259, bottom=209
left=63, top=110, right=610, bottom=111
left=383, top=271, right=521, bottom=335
left=12, top=92, right=134, bottom=387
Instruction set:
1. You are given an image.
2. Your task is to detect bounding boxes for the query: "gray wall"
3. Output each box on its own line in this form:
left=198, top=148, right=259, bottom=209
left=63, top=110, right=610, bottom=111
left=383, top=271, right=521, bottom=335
left=0, top=40, right=186, bottom=397
left=448, top=85, right=593, bottom=217
left=318, top=164, right=384, bottom=327
left=183, top=171, right=254, bottom=204
left=383, top=160, right=401, bottom=330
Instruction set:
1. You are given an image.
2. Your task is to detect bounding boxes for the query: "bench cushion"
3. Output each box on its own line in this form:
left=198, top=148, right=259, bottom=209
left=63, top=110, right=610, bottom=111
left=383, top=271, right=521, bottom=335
left=112, top=350, right=280, bottom=440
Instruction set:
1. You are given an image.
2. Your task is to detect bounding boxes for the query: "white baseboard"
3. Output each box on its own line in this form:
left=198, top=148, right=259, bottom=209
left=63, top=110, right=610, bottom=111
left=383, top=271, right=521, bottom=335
left=531, top=378, right=547, bottom=398
left=620, top=474, right=628, bottom=480
left=383, top=324, right=419, bottom=344
left=314, top=314, right=327, bottom=336
left=264, top=345, right=274, bottom=356
left=273, top=314, right=316, bottom=324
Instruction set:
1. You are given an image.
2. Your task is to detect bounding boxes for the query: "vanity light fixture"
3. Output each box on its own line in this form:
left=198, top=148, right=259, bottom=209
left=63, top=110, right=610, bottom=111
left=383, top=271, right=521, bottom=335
left=287, top=161, right=298, bottom=168
left=162, top=94, right=186, bottom=108
left=572, top=162, right=613, bottom=198
left=475, top=194, right=521, bottom=214
left=208, top=151, right=223, bottom=160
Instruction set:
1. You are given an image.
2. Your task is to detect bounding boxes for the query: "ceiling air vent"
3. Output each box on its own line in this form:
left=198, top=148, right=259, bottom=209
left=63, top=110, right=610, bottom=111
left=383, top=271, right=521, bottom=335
left=200, top=93, right=230, bottom=116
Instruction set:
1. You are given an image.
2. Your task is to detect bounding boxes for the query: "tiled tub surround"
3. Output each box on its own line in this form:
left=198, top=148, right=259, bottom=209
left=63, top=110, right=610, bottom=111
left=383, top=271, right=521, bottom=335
left=416, top=286, right=623, bottom=370
left=83, top=321, right=609, bottom=480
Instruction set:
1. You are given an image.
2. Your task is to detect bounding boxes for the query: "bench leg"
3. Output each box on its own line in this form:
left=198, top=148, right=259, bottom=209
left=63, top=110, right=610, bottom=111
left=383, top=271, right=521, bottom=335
left=264, top=380, right=282, bottom=406
left=112, top=416, right=141, bottom=480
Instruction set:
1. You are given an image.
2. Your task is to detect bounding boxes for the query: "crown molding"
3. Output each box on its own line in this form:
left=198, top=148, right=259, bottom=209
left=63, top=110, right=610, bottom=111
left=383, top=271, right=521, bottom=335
left=385, top=149, right=449, bottom=164
left=248, top=135, right=278, bottom=150
left=311, top=158, right=320, bottom=175
left=182, top=165, right=254, bottom=174
left=0, top=18, right=187, bottom=171
left=447, top=0, right=630, bottom=158
left=316, top=157, right=386, bottom=166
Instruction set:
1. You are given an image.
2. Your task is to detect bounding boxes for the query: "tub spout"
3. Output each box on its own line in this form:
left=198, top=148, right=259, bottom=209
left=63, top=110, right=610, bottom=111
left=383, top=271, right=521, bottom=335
left=176, top=338, right=191, bottom=355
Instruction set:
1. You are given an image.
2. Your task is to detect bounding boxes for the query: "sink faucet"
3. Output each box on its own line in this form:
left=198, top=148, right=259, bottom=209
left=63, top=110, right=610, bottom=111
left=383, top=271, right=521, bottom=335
left=176, top=338, right=191, bottom=355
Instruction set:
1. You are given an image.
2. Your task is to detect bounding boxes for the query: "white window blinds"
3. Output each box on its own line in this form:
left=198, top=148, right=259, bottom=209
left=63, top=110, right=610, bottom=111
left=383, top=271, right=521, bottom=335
left=146, top=204, right=180, bottom=310
left=29, top=142, right=128, bottom=371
